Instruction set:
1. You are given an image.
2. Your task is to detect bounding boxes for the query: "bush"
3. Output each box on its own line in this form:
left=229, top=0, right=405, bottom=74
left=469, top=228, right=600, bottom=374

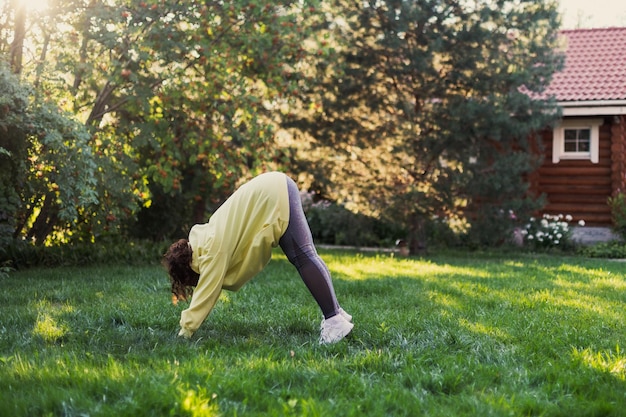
left=0, top=262, right=12, bottom=279
left=578, top=241, right=626, bottom=258
left=607, top=192, right=626, bottom=241
left=306, top=200, right=404, bottom=247
left=0, top=238, right=169, bottom=269
left=463, top=207, right=519, bottom=248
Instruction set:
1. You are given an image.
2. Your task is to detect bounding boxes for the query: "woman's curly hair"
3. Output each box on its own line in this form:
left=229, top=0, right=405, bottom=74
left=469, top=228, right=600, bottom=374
left=163, top=239, right=200, bottom=305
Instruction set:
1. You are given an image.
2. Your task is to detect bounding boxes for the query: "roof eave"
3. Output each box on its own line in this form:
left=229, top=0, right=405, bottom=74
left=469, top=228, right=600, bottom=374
left=559, top=100, right=626, bottom=116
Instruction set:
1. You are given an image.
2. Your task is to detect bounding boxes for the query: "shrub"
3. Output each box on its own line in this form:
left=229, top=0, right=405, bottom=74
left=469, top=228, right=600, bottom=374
left=607, top=192, right=626, bottom=241
left=463, top=207, right=519, bottom=248
left=0, top=238, right=169, bottom=269
left=578, top=241, right=626, bottom=258
left=305, top=200, right=404, bottom=248
left=0, top=262, right=12, bottom=279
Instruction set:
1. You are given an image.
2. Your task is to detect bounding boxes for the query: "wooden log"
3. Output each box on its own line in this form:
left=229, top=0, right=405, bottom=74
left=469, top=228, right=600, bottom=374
left=539, top=185, right=610, bottom=195
left=546, top=194, right=609, bottom=204
left=536, top=166, right=612, bottom=176
left=537, top=177, right=612, bottom=186
left=544, top=203, right=610, bottom=213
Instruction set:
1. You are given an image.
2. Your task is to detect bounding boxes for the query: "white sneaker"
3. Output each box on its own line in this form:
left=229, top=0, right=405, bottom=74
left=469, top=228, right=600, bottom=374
left=319, top=314, right=354, bottom=344
left=339, top=308, right=352, bottom=323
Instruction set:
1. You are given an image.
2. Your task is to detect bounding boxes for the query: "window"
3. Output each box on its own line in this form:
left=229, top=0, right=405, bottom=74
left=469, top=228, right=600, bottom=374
left=552, top=118, right=603, bottom=164
left=563, top=128, right=590, bottom=152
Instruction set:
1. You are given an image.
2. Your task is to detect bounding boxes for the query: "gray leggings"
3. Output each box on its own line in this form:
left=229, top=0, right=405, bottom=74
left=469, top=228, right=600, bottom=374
left=279, top=177, right=340, bottom=319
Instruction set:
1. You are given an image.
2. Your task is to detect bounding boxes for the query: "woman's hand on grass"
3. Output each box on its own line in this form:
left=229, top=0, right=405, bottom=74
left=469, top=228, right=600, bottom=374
left=178, top=327, right=193, bottom=339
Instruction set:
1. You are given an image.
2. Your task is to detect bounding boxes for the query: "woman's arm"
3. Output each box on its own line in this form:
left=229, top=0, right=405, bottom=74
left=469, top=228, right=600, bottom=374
left=178, top=252, right=229, bottom=338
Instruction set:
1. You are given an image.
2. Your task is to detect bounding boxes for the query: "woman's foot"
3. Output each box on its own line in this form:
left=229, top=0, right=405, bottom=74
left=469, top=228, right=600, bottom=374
left=319, top=314, right=353, bottom=344
left=338, top=307, right=352, bottom=322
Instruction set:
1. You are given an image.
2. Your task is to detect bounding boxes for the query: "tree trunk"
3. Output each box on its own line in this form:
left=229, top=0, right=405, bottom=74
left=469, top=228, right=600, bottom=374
left=86, top=81, right=117, bottom=126
left=407, top=213, right=427, bottom=255
left=9, top=0, right=25, bottom=75
left=26, top=192, right=59, bottom=245
left=34, top=30, right=51, bottom=90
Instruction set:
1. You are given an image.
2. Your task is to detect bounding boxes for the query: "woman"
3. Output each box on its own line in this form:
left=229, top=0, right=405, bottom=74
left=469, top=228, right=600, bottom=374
left=163, top=171, right=353, bottom=344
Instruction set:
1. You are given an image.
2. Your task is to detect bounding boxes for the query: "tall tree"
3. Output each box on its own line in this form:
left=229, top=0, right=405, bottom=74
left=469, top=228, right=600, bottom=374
left=286, top=0, right=563, bottom=251
left=1, top=0, right=321, bottom=243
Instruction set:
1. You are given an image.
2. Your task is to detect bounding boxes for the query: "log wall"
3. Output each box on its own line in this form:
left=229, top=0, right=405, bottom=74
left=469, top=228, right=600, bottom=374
left=531, top=118, right=613, bottom=225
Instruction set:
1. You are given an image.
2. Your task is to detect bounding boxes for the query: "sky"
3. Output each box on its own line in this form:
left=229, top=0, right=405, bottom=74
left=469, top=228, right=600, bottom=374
left=11, top=0, right=626, bottom=33
left=14, top=0, right=626, bottom=30
left=559, top=0, right=626, bottom=29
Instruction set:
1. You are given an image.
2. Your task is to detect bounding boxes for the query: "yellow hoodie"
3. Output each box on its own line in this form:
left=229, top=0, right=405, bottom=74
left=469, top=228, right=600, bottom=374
left=179, top=171, right=290, bottom=336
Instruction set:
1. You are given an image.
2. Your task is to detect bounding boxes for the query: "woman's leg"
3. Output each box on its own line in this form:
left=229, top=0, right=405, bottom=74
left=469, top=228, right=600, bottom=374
left=279, top=176, right=341, bottom=319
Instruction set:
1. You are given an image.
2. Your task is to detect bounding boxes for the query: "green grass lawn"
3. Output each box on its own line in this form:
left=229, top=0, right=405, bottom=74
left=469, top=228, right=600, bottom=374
left=1, top=250, right=625, bottom=416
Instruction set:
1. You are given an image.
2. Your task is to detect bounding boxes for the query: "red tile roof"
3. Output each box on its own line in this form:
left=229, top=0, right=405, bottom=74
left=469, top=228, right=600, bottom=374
left=544, top=27, right=626, bottom=102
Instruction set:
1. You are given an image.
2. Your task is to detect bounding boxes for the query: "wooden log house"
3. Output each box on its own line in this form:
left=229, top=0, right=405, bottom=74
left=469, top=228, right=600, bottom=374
left=529, top=27, right=626, bottom=228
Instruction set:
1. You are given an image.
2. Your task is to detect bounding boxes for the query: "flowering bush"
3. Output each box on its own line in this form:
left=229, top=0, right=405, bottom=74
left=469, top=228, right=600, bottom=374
left=520, top=214, right=584, bottom=250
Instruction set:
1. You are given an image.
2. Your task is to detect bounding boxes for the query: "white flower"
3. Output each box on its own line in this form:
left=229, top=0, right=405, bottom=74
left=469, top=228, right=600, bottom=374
left=565, top=214, right=573, bottom=222
left=578, top=220, right=585, bottom=226
left=528, top=234, right=534, bottom=240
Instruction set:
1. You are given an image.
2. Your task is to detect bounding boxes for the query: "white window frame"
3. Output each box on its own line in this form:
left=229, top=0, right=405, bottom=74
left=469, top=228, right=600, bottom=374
left=552, top=118, right=603, bottom=164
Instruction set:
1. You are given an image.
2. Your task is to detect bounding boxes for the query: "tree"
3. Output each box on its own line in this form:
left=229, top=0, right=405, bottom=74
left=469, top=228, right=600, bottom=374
left=0, top=60, right=102, bottom=246
left=0, top=62, right=30, bottom=247
left=121, top=0, right=320, bottom=239
left=1, top=0, right=321, bottom=243
left=0, top=0, right=144, bottom=244
left=286, top=0, right=563, bottom=251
